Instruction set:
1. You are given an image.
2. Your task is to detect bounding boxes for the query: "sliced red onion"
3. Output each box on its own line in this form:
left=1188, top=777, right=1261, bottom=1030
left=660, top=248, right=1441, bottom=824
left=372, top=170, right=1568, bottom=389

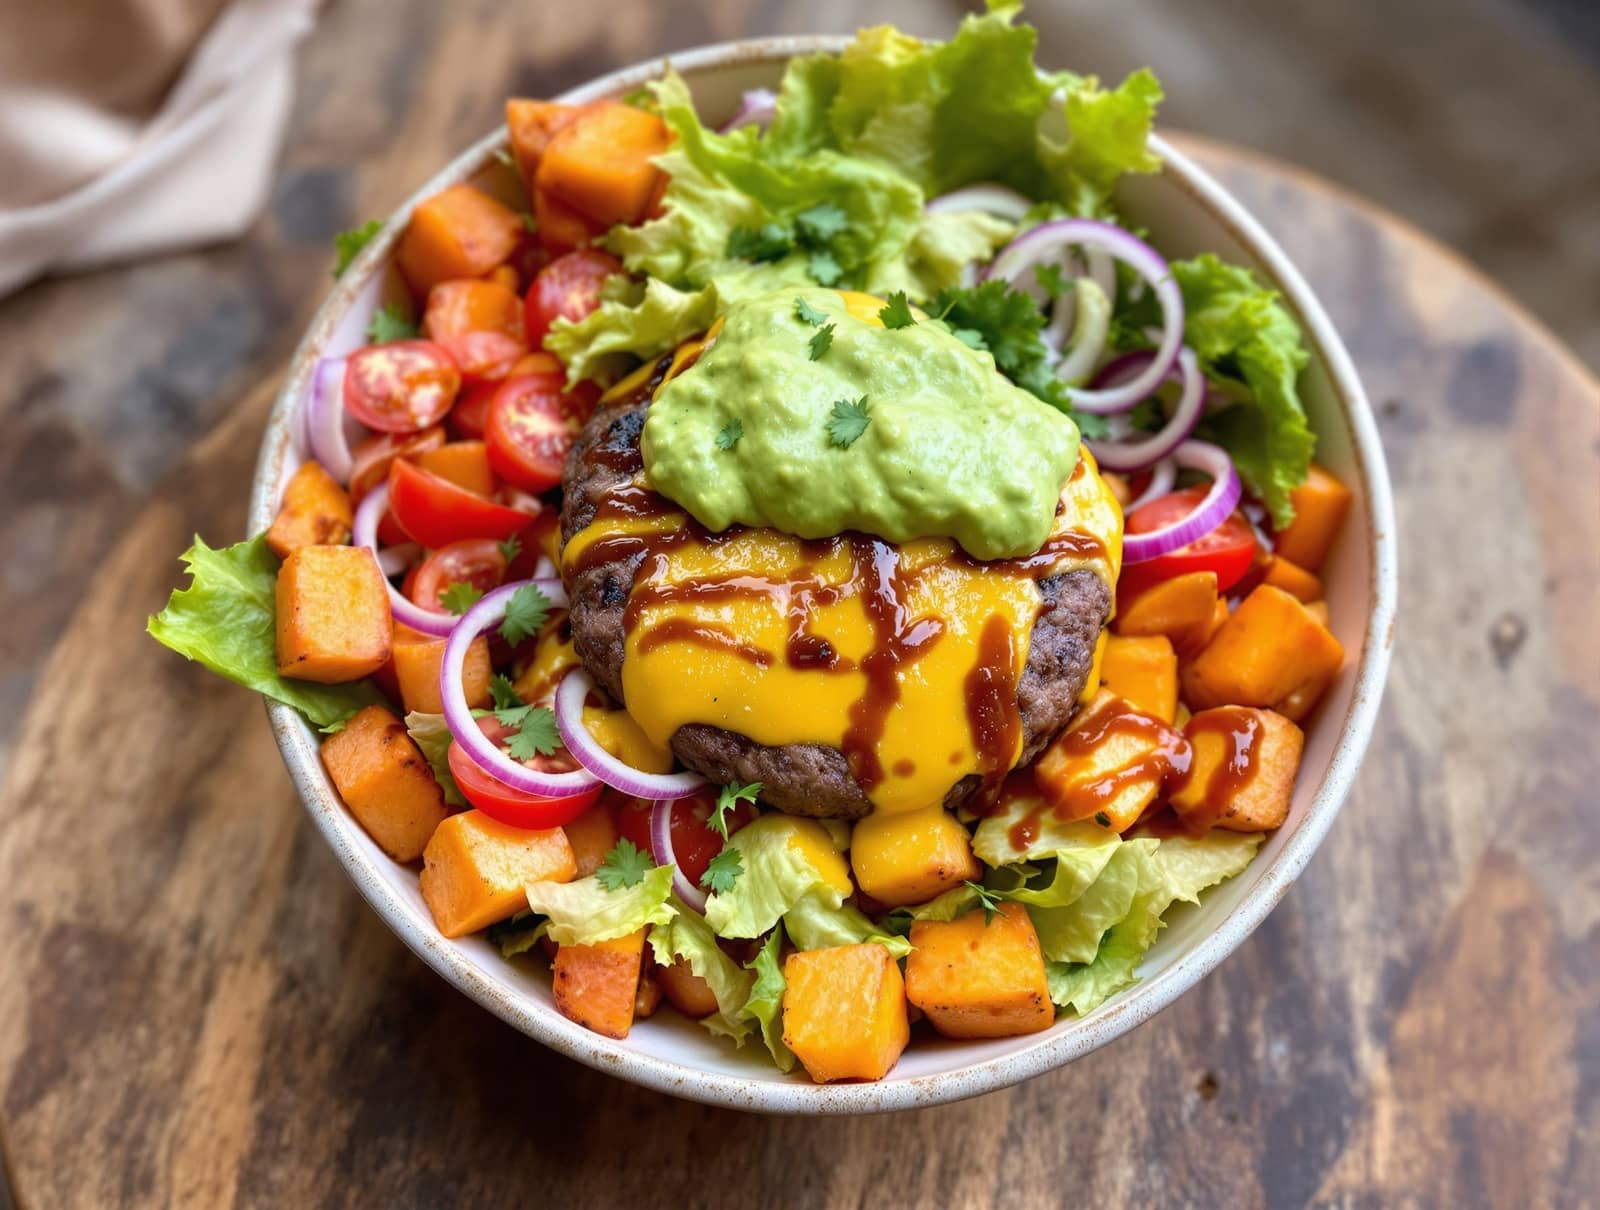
left=553, top=669, right=706, bottom=799
left=352, top=484, right=455, bottom=636
left=303, top=356, right=363, bottom=483
left=720, top=88, right=776, bottom=133
left=532, top=555, right=557, bottom=581
left=1049, top=278, right=1111, bottom=386
left=1124, top=457, right=1177, bottom=514
left=376, top=542, right=420, bottom=578
left=1044, top=245, right=1115, bottom=350
left=1121, top=441, right=1241, bottom=564
left=651, top=798, right=707, bottom=913
left=1087, top=348, right=1207, bottom=472
left=441, top=582, right=599, bottom=798
left=925, top=182, right=1033, bottom=222
left=984, top=219, right=1184, bottom=414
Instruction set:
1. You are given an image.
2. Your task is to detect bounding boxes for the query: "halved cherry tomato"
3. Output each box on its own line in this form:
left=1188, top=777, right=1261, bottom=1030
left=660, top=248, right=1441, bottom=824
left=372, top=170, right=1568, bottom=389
left=448, top=382, right=497, bottom=440
left=1120, top=486, right=1260, bottom=599
left=343, top=340, right=461, bottom=433
left=485, top=374, right=590, bottom=493
left=377, top=509, right=411, bottom=547
left=523, top=249, right=621, bottom=348
left=407, top=539, right=508, bottom=612
left=439, top=330, right=527, bottom=383
left=447, top=717, right=601, bottom=829
left=348, top=425, right=447, bottom=503
left=615, top=790, right=757, bottom=887
left=387, top=459, right=534, bottom=548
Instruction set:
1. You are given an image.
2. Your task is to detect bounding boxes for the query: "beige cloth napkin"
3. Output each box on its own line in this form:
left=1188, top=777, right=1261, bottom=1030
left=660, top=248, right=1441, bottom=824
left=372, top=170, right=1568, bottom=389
left=0, top=0, right=316, bottom=298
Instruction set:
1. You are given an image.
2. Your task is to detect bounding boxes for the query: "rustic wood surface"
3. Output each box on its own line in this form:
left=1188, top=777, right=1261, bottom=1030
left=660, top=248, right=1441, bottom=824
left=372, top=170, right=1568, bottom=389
left=1, top=4, right=1597, bottom=1207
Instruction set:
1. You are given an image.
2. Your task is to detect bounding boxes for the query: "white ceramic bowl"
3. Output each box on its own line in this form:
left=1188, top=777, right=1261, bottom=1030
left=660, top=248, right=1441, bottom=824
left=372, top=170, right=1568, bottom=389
left=249, top=37, right=1397, bottom=1114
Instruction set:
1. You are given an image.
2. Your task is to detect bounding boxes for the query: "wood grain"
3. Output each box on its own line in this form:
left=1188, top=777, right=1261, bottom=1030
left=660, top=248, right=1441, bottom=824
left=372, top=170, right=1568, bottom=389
left=1, top=6, right=1597, bottom=1208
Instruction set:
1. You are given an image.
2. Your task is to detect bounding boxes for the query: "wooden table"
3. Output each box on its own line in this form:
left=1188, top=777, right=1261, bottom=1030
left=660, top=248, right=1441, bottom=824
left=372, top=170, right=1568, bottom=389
left=2, top=73, right=1597, bottom=1210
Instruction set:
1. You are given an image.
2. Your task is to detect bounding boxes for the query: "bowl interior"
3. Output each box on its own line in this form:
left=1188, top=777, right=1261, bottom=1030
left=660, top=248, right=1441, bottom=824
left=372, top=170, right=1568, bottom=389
left=250, top=40, right=1395, bottom=1113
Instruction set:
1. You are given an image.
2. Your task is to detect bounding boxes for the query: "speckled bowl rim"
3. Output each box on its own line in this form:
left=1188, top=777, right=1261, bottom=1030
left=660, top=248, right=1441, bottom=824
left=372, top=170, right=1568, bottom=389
left=248, top=36, right=1398, bottom=1115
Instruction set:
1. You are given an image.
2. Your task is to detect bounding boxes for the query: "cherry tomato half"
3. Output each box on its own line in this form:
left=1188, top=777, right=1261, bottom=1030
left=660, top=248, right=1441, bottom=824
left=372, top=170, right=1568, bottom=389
left=343, top=340, right=461, bottom=433
left=439, top=330, right=526, bottom=384
left=615, top=790, right=757, bottom=887
left=348, top=425, right=446, bottom=503
left=387, top=459, right=534, bottom=548
left=1120, top=486, right=1260, bottom=599
left=523, top=249, right=621, bottom=348
left=447, top=721, right=601, bottom=830
left=408, top=539, right=508, bottom=613
left=485, top=374, right=589, bottom=494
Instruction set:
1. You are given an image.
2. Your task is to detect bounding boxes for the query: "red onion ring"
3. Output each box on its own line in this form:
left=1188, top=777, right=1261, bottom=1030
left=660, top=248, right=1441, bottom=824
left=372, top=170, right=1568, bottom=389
left=303, top=356, right=363, bottom=483
left=984, top=219, right=1184, bottom=414
left=352, top=484, right=457, bottom=637
left=1121, top=441, right=1241, bottom=564
left=1044, top=245, right=1115, bottom=351
left=719, top=88, right=776, bottom=133
left=924, top=182, right=1033, bottom=222
left=1124, top=457, right=1177, bottom=514
left=440, top=582, right=599, bottom=799
left=1087, top=348, right=1207, bottom=472
left=650, top=798, right=707, bottom=913
left=376, top=542, right=421, bottom=579
left=553, top=669, right=706, bottom=799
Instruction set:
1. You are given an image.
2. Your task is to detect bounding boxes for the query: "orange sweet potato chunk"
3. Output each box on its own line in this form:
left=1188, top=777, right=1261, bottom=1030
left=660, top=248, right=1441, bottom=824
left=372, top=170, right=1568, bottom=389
left=536, top=100, right=671, bottom=229
left=532, top=184, right=599, bottom=255
left=321, top=705, right=449, bottom=862
left=1097, top=634, right=1178, bottom=724
left=906, top=902, right=1054, bottom=1040
left=562, top=800, right=619, bottom=879
left=1262, top=554, right=1324, bottom=603
left=1170, top=707, right=1304, bottom=833
left=422, top=279, right=524, bottom=344
left=1273, top=463, right=1352, bottom=571
left=391, top=629, right=490, bottom=715
left=850, top=806, right=979, bottom=908
left=275, top=545, right=391, bottom=683
left=1115, top=571, right=1220, bottom=656
left=656, top=958, right=719, bottom=1019
left=781, top=944, right=909, bottom=1083
left=1181, top=584, right=1345, bottom=723
left=419, top=810, right=576, bottom=937
left=506, top=98, right=579, bottom=191
left=266, top=461, right=353, bottom=559
left=1034, top=689, right=1180, bottom=830
left=396, top=184, right=523, bottom=298
left=553, top=929, right=646, bottom=1039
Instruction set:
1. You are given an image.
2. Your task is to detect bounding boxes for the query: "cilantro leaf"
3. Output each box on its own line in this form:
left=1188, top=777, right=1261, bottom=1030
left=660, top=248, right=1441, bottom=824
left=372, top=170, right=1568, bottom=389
left=497, top=534, right=522, bottom=564
left=1093, top=810, right=1113, bottom=828
left=366, top=303, right=417, bottom=345
left=877, top=291, right=916, bottom=329
left=808, top=323, right=835, bottom=361
left=710, top=781, right=761, bottom=841
left=332, top=219, right=382, bottom=278
left=503, top=707, right=560, bottom=761
left=952, top=327, right=987, bottom=351
left=488, top=674, right=523, bottom=712
left=499, top=583, right=552, bottom=646
left=700, top=847, right=744, bottom=895
left=826, top=396, right=872, bottom=448
left=964, top=880, right=1004, bottom=924
left=440, top=581, right=484, bottom=615
left=1034, top=263, right=1075, bottom=299
left=807, top=251, right=842, bottom=286
left=595, top=838, right=653, bottom=891
left=715, top=418, right=744, bottom=450
left=794, top=296, right=829, bottom=327
left=726, top=223, right=793, bottom=262
left=794, top=202, right=848, bottom=245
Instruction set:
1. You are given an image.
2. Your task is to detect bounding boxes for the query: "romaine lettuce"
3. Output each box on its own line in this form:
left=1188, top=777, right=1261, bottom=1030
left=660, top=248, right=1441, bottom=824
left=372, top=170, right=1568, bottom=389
left=523, top=864, right=676, bottom=946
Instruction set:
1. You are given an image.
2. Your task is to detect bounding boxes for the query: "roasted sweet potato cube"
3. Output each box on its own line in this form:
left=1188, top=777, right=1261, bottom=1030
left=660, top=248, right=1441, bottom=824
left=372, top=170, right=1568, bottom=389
left=1273, top=463, right=1352, bottom=572
left=1034, top=689, right=1180, bottom=830
left=532, top=184, right=599, bottom=256
left=1098, top=634, right=1178, bottom=723
left=781, top=944, right=909, bottom=1083
left=1181, top=585, right=1345, bottom=723
left=395, top=184, right=523, bottom=297
left=321, top=705, right=449, bottom=862
left=275, top=545, right=391, bottom=683
left=1115, top=571, right=1220, bottom=655
left=391, top=628, right=490, bottom=715
left=1305, top=600, right=1331, bottom=627
left=634, top=969, right=664, bottom=1020
left=562, top=799, right=619, bottom=878
left=419, top=810, right=575, bottom=937
left=1171, top=707, right=1304, bottom=833
left=850, top=806, right=979, bottom=908
left=266, top=461, right=353, bottom=559
left=536, top=100, right=671, bottom=229
left=554, top=929, right=647, bottom=1039
left=1262, top=554, right=1324, bottom=603
left=906, top=902, right=1054, bottom=1039
left=656, top=958, right=719, bottom=1019
left=505, top=99, right=578, bottom=191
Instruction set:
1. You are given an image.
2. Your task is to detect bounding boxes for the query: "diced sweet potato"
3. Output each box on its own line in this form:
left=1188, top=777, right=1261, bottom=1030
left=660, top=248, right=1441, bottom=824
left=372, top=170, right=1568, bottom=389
left=414, top=441, right=497, bottom=498
left=1181, top=585, right=1345, bottom=723
left=506, top=99, right=578, bottom=192
left=562, top=799, right=619, bottom=878
left=553, top=929, right=647, bottom=1039
left=422, top=279, right=524, bottom=344
left=1034, top=689, right=1185, bottom=830
left=321, top=705, right=449, bottom=862
left=396, top=184, right=523, bottom=298
left=1115, top=571, right=1220, bottom=656
left=275, top=545, right=391, bottom=683
left=418, top=809, right=577, bottom=937
left=1273, top=463, right=1352, bottom=571
left=1305, top=600, right=1331, bottom=627
left=905, top=902, right=1054, bottom=1040
left=1262, top=554, right=1324, bottom=603
left=1170, top=706, right=1304, bottom=833
left=391, top=629, right=490, bottom=715
left=781, top=945, right=909, bottom=1083
left=537, top=100, right=671, bottom=229
left=1098, top=634, right=1178, bottom=724
left=266, top=461, right=353, bottom=559
left=656, top=958, right=720, bottom=1019
left=850, top=806, right=979, bottom=908
left=635, top=969, right=664, bottom=1020
left=533, top=184, right=599, bottom=255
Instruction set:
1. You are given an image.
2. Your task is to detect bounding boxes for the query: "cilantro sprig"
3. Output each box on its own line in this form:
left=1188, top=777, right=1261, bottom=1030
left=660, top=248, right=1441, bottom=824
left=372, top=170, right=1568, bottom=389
left=808, top=323, right=835, bottom=361
left=964, top=881, right=1005, bottom=924
left=366, top=303, right=417, bottom=344
left=499, top=583, right=552, bottom=646
left=496, top=534, right=522, bottom=564
left=595, top=839, right=653, bottom=891
left=332, top=219, right=382, bottom=277
left=715, top=419, right=744, bottom=450
left=794, top=296, right=829, bottom=327
left=486, top=675, right=560, bottom=761
left=700, top=847, right=744, bottom=895
left=709, top=781, right=761, bottom=841
left=727, top=202, right=853, bottom=287
left=440, top=582, right=484, bottom=615
left=877, top=291, right=916, bottom=329
left=826, top=397, right=872, bottom=448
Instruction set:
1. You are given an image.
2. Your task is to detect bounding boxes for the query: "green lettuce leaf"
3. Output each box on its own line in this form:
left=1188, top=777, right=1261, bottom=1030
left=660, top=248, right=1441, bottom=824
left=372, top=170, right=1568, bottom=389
left=972, top=788, right=1111, bottom=867
left=147, top=534, right=383, bottom=731
left=523, top=864, right=675, bottom=946
left=703, top=816, right=845, bottom=940
left=404, top=712, right=465, bottom=807
left=738, top=925, right=796, bottom=1072
left=1028, top=838, right=1155, bottom=964
left=485, top=910, right=548, bottom=959
left=648, top=896, right=756, bottom=1045
left=784, top=888, right=912, bottom=958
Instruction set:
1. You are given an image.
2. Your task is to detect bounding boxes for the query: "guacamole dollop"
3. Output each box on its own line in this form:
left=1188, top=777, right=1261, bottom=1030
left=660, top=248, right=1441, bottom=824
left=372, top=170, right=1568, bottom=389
left=640, top=288, right=1080, bottom=561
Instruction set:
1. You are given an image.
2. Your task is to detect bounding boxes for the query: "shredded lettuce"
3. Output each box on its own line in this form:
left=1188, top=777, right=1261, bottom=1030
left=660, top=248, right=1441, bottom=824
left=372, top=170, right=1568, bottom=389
left=738, top=925, right=796, bottom=1072
left=784, top=889, right=912, bottom=958
left=523, top=864, right=676, bottom=946
left=648, top=897, right=757, bottom=1046
left=404, top=712, right=465, bottom=807
left=702, top=816, right=845, bottom=939
left=146, top=535, right=384, bottom=732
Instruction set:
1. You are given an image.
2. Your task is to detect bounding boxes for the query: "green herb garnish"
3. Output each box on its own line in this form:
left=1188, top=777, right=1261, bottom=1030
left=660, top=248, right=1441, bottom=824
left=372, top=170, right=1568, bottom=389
left=595, top=839, right=653, bottom=891
left=826, top=396, right=871, bottom=448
